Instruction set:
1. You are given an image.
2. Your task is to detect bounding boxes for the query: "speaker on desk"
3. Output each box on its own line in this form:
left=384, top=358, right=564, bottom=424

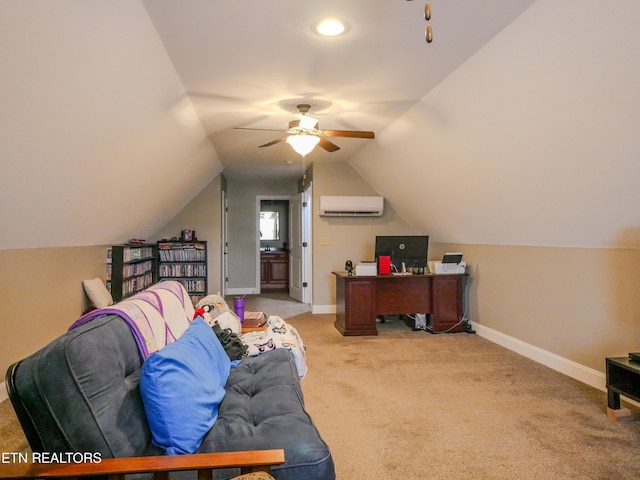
left=378, top=255, right=391, bottom=275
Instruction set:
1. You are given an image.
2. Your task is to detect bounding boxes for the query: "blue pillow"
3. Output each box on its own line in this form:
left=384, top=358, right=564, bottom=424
left=140, top=317, right=231, bottom=455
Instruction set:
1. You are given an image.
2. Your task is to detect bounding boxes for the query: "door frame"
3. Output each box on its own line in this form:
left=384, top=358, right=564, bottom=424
left=301, top=183, right=312, bottom=305
left=256, top=195, right=291, bottom=293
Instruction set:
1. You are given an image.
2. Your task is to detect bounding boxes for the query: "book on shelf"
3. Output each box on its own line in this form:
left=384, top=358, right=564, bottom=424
left=158, top=242, right=206, bottom=262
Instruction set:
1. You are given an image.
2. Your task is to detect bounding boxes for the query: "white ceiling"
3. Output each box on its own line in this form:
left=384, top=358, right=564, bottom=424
left=142, top=0, right=537, bottom=181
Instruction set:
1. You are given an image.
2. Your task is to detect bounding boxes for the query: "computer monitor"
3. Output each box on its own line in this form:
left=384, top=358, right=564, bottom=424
left=374, top=235, right=429, bottom=272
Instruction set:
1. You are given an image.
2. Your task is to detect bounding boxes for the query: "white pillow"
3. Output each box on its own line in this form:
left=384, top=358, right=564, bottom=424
left=82, top=278, right=113, bottom=309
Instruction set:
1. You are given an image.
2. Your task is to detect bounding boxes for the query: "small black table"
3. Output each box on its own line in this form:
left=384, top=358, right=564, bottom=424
left=605, top=357, right=640, bottom=419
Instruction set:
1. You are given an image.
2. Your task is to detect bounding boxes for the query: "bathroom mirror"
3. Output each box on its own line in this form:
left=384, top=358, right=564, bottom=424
left=260, top=211, right=280, bottom=240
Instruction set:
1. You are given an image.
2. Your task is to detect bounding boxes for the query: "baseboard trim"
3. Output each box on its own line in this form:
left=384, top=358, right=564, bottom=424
left=1, top=381, right=8, bottom=403
left=471, top=321, right=606, bottom=392
left=312, top=304, right=336, bottom=315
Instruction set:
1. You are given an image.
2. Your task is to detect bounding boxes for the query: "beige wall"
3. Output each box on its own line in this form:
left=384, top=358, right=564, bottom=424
left=306, top=159, right=640, bottom=375
left=151, top=175, right=225, bottom=294
left=430, top=242, right=640, bottom=373
left=310, top=162, right=416, bottom=307
left=0, top=245, right=108, bottom=377
left=2, top=190, right=638, bottom=381
left=0, top=175, right=227, bottom=380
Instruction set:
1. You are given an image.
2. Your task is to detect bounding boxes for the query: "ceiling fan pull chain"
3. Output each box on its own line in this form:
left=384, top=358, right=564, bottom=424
left=405, top=0, right=433, bottom=43
left=425, top=1, right=433, bottom=43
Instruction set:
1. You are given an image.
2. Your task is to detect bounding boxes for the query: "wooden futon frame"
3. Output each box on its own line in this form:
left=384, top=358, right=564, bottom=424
left=0, top=450, right=285, bottom=480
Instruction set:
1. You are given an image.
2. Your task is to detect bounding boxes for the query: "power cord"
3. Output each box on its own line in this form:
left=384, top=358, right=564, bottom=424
left=461, top=275, right=475, bottom=334
left=407, top=275, right=475, bottom=334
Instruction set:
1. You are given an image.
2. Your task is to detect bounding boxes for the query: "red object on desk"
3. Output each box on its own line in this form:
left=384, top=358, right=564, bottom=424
left=378, top=256, right=391, bottom=275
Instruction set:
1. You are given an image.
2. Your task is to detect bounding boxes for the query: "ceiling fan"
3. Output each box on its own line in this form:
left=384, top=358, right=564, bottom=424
left=234, top=104, right=375, bottom=156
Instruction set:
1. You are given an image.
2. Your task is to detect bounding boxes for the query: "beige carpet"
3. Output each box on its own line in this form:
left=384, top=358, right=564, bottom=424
left=286, top=313, right=640, bottom=480
left=0, top=399, right=29, bottom=455
left=2, top=302, right=640, bottom=479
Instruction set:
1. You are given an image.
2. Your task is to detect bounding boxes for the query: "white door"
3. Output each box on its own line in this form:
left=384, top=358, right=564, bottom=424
left=289, top=193, right=304, bottom=302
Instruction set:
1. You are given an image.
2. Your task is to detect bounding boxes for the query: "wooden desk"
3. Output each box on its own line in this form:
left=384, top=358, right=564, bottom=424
left=333, top=271, right=466, bottom=336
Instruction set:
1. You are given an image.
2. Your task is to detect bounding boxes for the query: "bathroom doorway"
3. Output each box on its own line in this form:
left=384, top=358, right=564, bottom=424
left=257, top=196, right=290, bottom=295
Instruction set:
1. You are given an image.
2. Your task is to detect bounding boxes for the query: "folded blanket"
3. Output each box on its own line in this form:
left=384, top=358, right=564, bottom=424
left=240, top=316, right=307, bottom=379
left=71, top=280, right=194, bottom=360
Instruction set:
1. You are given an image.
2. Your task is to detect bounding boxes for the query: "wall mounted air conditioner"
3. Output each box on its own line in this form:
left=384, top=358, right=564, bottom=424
left=319, top=196, right=384, bottom=217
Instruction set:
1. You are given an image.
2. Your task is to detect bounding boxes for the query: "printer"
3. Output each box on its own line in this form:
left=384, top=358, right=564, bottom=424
left=429, top=252, right=466, bottom=274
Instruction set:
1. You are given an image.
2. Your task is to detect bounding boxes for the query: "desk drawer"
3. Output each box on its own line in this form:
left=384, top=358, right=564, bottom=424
left=375, top=277, right=432, bottom=314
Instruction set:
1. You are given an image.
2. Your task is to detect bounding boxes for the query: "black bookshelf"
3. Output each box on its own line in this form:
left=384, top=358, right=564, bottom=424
left=157, top=241, right=208, bottom=305
left=108, top=244, right=157, bottom=302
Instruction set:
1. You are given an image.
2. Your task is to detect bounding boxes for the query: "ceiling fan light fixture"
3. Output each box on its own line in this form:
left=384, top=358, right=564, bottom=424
left=315, top=19, right=347, bottom=37
left=298, top=114, right=318, bottom=130
left=286, top=134, right=320, bottom=156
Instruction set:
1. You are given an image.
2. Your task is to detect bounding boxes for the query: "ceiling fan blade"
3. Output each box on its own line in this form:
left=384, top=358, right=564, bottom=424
left=318, top=137, right=341, bottom=152
left=235, top=127, right=289, bottom=133
left=289, top=117, right=319, bottom=130
left=259, top=137, right=288, bottom=148
left=321, top=129, right=375, bottom=139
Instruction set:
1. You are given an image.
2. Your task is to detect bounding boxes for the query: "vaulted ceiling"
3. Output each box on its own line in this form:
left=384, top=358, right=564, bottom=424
left=1, top=1, right=639, bottom=250
left=142, top=0, right=536, bottom=180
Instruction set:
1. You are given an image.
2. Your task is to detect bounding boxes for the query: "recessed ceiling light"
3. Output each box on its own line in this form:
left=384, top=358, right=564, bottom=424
left=315, top=18, right=348, bottom=37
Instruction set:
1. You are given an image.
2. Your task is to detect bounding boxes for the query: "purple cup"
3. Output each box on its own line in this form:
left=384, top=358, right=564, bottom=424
left=233, top=296, right=245, bottom=322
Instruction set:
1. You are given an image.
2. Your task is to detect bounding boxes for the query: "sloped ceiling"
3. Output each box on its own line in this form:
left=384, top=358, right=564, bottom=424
left=0, top=1, right=223, bottom=249
left=352, top=0, right=640, bottom=248
left=1, top=1, right=639, bottom=251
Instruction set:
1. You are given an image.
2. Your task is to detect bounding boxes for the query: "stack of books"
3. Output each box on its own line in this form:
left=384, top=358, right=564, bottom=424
left=242, top=311, right=268, bottom=333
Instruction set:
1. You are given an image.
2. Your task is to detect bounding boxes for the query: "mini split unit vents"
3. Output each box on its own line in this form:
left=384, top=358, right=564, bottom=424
left=319, top=196, right=384, bottom=217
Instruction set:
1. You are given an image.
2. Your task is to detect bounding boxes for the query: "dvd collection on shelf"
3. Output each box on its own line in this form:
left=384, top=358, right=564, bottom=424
left=173, top=278, right=207, bottom=292
left=159, top=264, right=206, bottom=277
left=158, top=242, right=206, bottom=262
left=121, top=272, right=155, bottom=297
left=157, top=240, right=208, bottom=305
left=107, top=244, right=158, bottom=302
left=105, top=239, right=208, bottom=305
left=123, top=260, right=155, bottom=278
left=122, top=246, right=155, bottom=263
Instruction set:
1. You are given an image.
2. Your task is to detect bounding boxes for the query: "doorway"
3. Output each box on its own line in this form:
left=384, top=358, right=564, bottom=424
left=256, top=190, right=311, bottom=305
left=257, top=196, right=290, bottom=295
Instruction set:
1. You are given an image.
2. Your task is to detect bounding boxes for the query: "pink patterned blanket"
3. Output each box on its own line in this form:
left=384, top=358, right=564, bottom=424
left=71, top=281, right=194, bottom=360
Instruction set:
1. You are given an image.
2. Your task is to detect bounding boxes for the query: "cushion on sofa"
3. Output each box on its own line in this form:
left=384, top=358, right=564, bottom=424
left=82, top=277, right=113, bottom=309
left=199, top=348, right=336, bottom=480
left=140, top=317, right=231, bottom=455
